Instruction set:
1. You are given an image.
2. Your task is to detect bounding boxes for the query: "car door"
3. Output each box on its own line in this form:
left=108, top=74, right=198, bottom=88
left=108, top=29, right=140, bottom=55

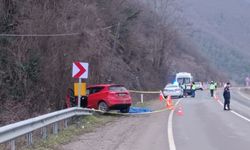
left=87, top=86, right=105, bottom=109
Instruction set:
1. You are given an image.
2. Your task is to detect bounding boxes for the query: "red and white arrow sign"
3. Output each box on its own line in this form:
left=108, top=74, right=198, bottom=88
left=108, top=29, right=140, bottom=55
left=72, top=62, right=89, bottom=79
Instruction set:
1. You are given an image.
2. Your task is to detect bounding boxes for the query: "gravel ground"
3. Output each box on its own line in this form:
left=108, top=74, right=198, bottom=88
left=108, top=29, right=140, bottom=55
left=58, top=99, right=171, bottom=150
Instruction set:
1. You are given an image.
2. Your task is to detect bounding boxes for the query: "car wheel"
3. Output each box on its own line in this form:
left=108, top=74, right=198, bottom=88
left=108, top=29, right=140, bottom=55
left=98, top=101, right=109, bottom=112
left=120, top=107, right=130, bottom=113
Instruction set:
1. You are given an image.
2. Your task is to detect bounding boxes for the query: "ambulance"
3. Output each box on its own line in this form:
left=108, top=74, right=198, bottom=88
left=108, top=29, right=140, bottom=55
left=175, top=72, right=193, bottom=95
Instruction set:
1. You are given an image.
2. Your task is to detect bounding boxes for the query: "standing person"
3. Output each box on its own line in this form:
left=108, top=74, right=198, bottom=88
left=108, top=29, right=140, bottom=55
left=181, top=83, right=187, bottom=98
left=223, top=82, right=231, bottom=110
left=191, top=82, right=196, bottom=98
left=209, top=81, right=215, bottom=97
left=214, top=82, right=218, bottom=89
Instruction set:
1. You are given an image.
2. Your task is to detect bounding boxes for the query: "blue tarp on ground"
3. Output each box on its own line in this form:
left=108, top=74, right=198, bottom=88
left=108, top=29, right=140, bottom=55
left=129, top=107, right=152, bottom=113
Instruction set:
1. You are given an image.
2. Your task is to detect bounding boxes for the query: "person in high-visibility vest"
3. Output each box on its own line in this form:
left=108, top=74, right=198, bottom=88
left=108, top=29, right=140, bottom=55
left=181, top=83, right=187, bottom=97
left=209, top=81, right=216, bottom=97
left=214, top=82, right=218, bottom=89
left=191, top=82, right=196, bottom=98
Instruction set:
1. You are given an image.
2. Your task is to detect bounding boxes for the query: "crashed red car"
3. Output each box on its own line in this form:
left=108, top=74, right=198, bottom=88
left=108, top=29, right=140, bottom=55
left=86, top=84, right=132, bottom=113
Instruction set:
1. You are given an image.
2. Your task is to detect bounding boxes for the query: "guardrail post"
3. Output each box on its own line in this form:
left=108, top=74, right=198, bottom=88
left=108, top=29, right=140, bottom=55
left=76, top=117, right=80, bottom=128
left=27, top=132, right=33, bottom=145
left=64, top=119, right=68, bottom=128
left=52, top=122, right=58, bottom=134
left=41, top=127, right=47, bottom=139
left=141, top=94, right=144, bottom=103
left=10, top=140, right=15, bottom=150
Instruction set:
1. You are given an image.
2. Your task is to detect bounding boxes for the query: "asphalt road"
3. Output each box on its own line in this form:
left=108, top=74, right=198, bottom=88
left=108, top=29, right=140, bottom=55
left=59, top=88, right=250, bottom=150
left=174, top=89, right=250, bottom=150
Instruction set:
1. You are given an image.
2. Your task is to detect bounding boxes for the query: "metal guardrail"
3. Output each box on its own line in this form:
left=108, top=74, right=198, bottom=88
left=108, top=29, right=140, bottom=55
left=0, top=107, right=92, bottom=149
left=0, top=90, right=161, bottom=149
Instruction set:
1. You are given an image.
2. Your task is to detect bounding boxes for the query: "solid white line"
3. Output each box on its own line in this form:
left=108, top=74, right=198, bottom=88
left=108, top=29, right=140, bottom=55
left=218, top=100, right=223, bottom=106
left=217, top=99, right=250, bottom=123
left=237, top=88, right=250, bottom=101
left=231, top=111, right=250, bottom=122
left=168, top=99, right=181, bottom=150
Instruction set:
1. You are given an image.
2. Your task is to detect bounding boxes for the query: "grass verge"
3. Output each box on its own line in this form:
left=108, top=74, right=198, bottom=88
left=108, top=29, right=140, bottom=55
left=23, top=114, right=118, bottom=150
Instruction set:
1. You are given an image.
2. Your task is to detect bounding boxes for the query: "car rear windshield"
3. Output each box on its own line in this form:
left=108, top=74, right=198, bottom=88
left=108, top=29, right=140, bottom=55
left=109, top=86, right=127, bottom=92
left=177, top=78, right=191, bottom=84
left=88, top=87, right=104, bottom=94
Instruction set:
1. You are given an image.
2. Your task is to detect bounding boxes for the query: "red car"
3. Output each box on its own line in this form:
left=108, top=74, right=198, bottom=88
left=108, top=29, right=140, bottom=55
left=86, top=84, right=132, bottom=113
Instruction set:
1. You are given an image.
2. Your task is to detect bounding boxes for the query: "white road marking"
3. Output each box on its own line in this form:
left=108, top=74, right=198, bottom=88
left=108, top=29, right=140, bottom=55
left=237, top=87, right=250, bottom=101
left=217, top=99, right=250, bottom=123
left=230, top=111, right=250, bottom=122
left=217, top=100, right=223, bottom=106
left=168, top=99, right=181, bottom=150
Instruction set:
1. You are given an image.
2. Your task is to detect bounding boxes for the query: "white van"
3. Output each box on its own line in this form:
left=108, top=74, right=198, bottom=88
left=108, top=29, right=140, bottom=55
left=175, top=72, right=193, bottom=95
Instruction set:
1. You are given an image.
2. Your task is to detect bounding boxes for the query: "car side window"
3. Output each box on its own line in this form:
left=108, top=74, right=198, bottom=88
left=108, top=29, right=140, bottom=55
left=88, top=87, right=104, bottom=95
left=86, top=89, right=90, bottom=95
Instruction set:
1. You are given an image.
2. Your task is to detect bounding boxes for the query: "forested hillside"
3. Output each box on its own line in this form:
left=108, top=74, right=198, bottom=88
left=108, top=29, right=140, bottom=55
left=0, top=0, right=223, bottom=125
left=177, top=0, right=250, bottom=83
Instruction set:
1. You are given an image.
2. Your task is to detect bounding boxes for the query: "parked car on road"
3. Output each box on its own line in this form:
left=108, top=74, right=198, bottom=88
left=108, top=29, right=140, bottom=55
left=163, top=84, right=183, bottom=98
left=195, top=82, right=203, bottom=90
left=86, top=84, right=132, bottom=113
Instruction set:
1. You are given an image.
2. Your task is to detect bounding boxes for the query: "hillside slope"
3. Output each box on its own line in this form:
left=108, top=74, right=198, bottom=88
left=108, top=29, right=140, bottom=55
left=177, top=0, right=250, bottom=83
left=0, top=0, right=223, bottom=125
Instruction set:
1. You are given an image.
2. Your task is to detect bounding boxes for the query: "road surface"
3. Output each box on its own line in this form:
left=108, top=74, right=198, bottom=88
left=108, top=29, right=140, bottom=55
left=59, top=88, right=250, bottom=150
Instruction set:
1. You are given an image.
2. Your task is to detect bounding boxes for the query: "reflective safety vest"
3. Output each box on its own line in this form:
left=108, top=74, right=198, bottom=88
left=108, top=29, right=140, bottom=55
left=210, top=84, right=215, bottom=90
left=192, top=84, right=196, bottom=90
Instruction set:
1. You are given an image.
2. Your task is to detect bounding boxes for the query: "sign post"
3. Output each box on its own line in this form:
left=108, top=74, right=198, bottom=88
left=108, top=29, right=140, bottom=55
left=78, top=78, right=82, bottom=107
left=72, top=62, right=89, bottom=107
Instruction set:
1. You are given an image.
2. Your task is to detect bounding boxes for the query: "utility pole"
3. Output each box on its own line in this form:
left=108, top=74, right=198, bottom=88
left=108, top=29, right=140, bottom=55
left=113, top=22, right=121, bottom=53
left=109, top=22, right=121, bottom=83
